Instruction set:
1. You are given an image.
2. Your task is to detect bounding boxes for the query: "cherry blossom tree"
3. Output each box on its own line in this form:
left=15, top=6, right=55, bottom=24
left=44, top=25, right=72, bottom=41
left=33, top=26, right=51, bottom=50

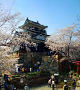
left=0, top=5, right=36, bottom=51
left=0, top=5, right=23, bottom=74
left=0, top=46, right=18, bottom=74
left=45, top=25, right=80, bottom=60
left=0, top=5, right=23, bottom=45
left=9, top=31, right=36, bottom=52
left=0, top=5, right=36, bottom=74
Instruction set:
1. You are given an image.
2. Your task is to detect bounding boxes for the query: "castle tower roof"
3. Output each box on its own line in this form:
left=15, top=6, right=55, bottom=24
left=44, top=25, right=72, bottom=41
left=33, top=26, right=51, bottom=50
left=19, top=18, right=48, bottom=29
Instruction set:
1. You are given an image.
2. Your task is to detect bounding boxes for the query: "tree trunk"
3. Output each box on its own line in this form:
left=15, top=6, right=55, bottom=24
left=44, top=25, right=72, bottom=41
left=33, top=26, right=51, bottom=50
left=67, top=46, right=69, bottom=57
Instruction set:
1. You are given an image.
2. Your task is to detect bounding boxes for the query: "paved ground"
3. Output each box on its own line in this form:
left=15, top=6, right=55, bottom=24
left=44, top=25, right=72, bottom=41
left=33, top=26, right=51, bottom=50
left=20, top=84, right=80, bottom=90
left=30, top=85, right=62, bottom=90
left=30, top=86, right=80, bottom=90
left=1, top=84, right=80, bottom=90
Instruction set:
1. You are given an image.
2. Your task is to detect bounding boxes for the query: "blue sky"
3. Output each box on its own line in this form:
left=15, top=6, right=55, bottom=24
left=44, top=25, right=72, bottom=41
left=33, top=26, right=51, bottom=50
left=0, top=0, right=80, bottom=35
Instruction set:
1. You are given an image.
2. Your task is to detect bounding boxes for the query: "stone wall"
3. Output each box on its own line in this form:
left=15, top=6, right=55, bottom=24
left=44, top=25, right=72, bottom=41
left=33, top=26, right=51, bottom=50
left=41, top=55, right=58, bottom=74
left=18, top=52, right=47, bottom=70
left=12, top=74, right=50, bottom=89
left=17, top=52, right=58, bottom=73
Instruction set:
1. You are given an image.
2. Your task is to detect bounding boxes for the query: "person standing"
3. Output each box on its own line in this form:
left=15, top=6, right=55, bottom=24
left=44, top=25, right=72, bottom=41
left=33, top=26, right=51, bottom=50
left=24, top=84, right=30, bottom=90
left=21, top=67, right=25, bottom=73
left=63, top=82, right=69, bottom=90
left=72, top=79, right=76, bottom=90
left=25, top=68, right=27, bottom=73
left=3, top=80, right=9, bottom=90
left=48, top=79, right=51, bottom=87
left=30, top=67, right=32, bottom=72
left=9, top=83, right=14, bottom=90
left=0, top=80, right=1, bottom=89
left=18, top=67, right=21, bottom=75
left=52, top=79, right=55, bottom=90
left=15, top=64, right=18, bottom=74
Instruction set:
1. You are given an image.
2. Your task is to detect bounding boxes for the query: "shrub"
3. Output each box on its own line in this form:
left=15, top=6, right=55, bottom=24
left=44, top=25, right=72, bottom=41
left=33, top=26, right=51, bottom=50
left=12, top=71, right=50, bottom=79
left=27, top=71, right=41, bottom=75
left=12, top=75, right=20, bottom=78
left=60, top=72, right=69, bottom=75
left=76, top=74, right=79, bottom=77
left=40, top=71, right=50, bottom=74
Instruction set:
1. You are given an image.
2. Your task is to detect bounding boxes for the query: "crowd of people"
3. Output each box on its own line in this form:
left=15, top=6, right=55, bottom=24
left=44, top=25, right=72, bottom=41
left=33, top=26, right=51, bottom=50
left=3, top=74, right=30, bottom=90
left=0, top=72, right=77, bottom=90
left=3, top=74, right=15, bottom=90
left=0, top=65, right=77, bottom=90
left=15, top=61, right=41, bottom=75
left=2, top=62, right=41, bottom=90
left=48, top=76, right=76, bottom=90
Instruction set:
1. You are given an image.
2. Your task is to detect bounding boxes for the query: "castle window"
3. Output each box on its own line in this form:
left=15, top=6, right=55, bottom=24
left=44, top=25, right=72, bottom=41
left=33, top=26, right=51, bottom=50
left=36, top=35, right=45, bottom=40
left=35, top=27, right=39, bottom=31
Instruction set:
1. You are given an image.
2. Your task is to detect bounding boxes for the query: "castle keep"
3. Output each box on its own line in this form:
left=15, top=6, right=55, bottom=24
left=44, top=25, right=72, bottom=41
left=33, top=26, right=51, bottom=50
left=13, top=18, right=58, bottom=74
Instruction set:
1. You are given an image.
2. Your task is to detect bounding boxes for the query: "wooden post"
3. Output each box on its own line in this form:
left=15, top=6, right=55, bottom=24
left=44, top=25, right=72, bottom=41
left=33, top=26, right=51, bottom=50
left=74, top=61, right=80, bottom=74
left=77, top=64, right=79, bottom=74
